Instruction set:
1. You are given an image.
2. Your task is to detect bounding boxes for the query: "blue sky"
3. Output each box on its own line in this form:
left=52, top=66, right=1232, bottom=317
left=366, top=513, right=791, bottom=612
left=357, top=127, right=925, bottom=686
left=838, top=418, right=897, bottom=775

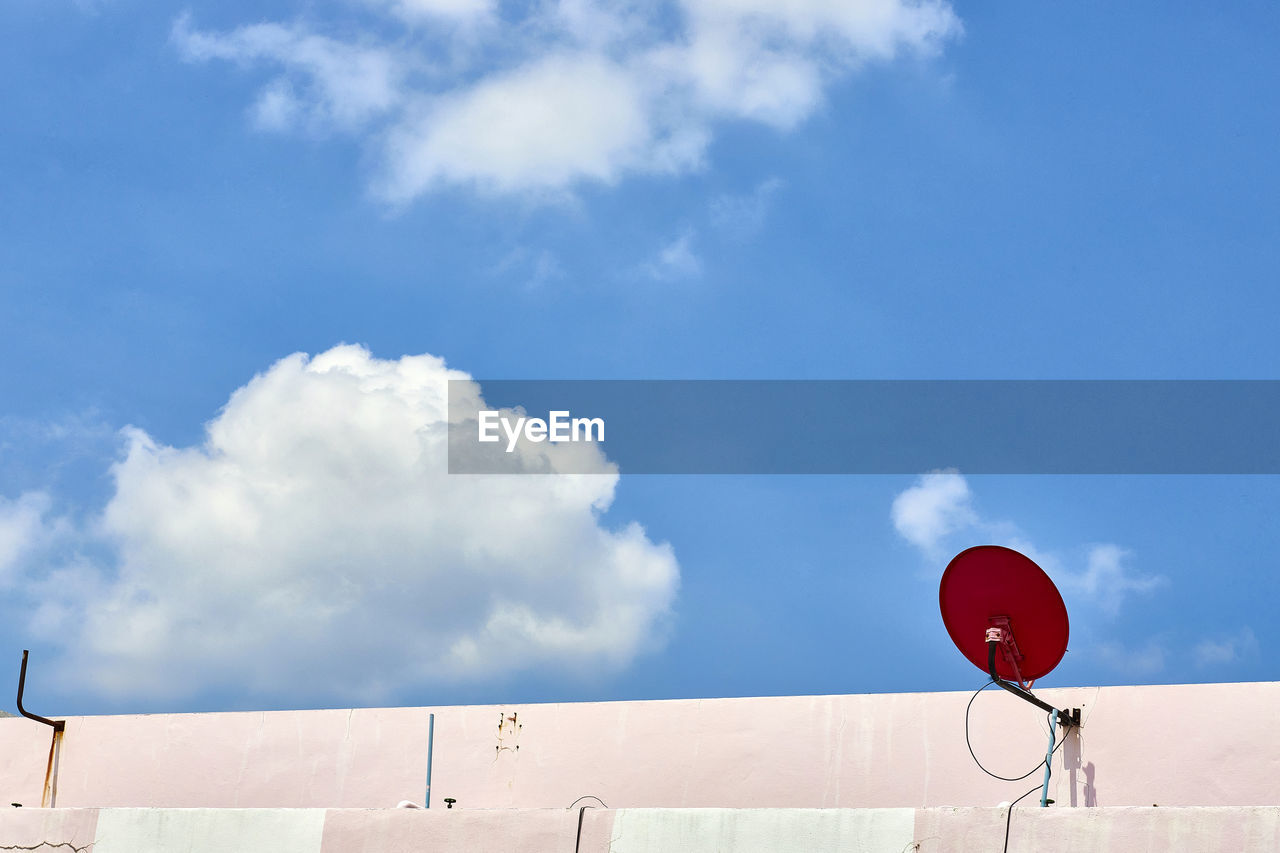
left=2, top=0, right=1278, bottom=714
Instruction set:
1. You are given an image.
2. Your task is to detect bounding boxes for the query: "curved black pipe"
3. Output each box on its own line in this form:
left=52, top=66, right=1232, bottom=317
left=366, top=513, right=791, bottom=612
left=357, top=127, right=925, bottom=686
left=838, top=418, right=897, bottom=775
left=987, top=641, right=1077, bottom=727
left=17, top=650, right=64, bottom=733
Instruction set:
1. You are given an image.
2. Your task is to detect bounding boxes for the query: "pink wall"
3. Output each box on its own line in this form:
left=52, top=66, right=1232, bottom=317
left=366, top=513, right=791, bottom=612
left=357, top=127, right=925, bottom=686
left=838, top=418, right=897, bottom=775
left=2, top=680, right=1276, bottom=811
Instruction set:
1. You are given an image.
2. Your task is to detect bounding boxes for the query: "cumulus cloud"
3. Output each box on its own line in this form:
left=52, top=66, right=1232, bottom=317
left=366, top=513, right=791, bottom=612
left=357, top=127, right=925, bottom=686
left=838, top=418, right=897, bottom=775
left=890, top=470, right=975, bottom=557
left=31, top=345, right=678, bottom=702
left=172, top=0, right=960, bottom=198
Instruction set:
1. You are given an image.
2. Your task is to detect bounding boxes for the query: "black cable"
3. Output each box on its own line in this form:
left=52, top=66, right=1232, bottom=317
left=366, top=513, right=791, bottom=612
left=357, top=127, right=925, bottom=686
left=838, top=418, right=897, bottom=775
left=1002, top=782, right=1043, bottom=853
left=568, top=796, right=608, bottom=853
left=964, top=679, right=1068, bottom=782
left=566, top=795, right=608, bottom=810
left=964, top=679, right=1071, bottom=853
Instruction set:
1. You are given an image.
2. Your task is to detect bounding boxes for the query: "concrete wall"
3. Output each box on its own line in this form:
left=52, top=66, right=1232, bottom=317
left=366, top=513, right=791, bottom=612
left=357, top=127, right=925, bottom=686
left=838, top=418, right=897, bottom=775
left=3, top=807, right=1279, bottom=853
left=2, top=681, right=1276, bottom=811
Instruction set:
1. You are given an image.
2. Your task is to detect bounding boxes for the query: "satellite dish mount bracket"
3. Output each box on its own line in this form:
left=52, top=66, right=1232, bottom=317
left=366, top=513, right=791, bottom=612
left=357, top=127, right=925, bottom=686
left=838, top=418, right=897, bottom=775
left=986, top=617, right=1029, bottom=689
left=985, top=629, right=1080, bottom=729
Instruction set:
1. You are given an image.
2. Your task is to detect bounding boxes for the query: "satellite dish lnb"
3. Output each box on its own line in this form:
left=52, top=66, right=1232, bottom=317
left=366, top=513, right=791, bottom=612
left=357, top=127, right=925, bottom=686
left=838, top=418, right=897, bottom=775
left=940, top=546, right=1081, bottom=728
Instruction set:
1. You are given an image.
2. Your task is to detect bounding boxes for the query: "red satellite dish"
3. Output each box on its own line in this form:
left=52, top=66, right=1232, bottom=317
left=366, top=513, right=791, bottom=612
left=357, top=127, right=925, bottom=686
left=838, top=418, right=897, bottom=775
left=939, top=545, right=1069, bottom=684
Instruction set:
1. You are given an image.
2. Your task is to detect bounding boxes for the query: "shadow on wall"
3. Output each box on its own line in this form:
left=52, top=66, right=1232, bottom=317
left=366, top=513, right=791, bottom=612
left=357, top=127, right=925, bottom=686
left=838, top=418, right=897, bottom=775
left=1062, top=730, right=1099, bottom=807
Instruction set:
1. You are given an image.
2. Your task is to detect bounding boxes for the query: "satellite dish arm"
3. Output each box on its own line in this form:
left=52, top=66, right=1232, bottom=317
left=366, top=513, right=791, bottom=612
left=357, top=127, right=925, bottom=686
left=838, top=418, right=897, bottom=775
left=987, top=640, right=1079, bottom=728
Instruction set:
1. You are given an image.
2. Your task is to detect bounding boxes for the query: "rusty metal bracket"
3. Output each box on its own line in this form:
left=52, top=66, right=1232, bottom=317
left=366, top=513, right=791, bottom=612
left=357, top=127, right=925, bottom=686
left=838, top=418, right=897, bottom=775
left=17, top=650, right=65, bottom=808
left=17, top=650, right=64, bottom=732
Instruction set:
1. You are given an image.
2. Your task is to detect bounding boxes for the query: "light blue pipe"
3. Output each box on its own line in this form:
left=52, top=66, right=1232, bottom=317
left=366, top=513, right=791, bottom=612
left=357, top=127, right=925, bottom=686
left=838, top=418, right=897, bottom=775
left=1040, top=709, right=1058, bottom=807
left=426, top=713, right=435, bottom=808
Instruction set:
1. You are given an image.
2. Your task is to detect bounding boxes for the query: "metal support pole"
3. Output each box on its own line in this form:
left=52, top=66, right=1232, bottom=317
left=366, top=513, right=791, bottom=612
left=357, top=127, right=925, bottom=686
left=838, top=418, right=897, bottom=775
left=1040, top=709, right=1058, bottom=807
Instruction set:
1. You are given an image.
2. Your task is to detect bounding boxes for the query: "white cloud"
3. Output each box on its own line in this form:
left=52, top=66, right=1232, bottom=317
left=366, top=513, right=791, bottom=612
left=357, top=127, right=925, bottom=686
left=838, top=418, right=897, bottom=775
left=1193, top=627, right=1258, bottom=667
left=710, top=177, right=785, bottom=238
left=1056, top=544, right=1164, bottom=618
left=173, top=0, right=960, bottom=198
left=890, top=470, right=975, bottom=557
left=681, top=0, right=960, bottom=57
left=365, top=0, right=496, bottom=25
left=250, top=78, right=304, bottom=132
left=660, top=29, right=823, bottom=129
left=641, top=229, right=703, bottom=281
left=35, top=345, right=679, bottom=702
left=172, top=16, right=405, bottom=133
left=0, top=492, right=55, bottom=585
left=379, top=52, right=669, bottom=198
